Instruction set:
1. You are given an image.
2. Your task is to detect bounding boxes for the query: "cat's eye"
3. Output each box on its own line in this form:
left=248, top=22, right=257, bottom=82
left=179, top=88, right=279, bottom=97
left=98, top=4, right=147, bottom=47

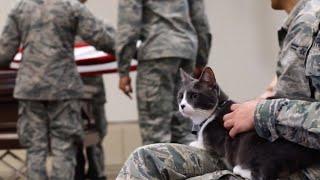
left=178, top=93, right=183, bottom=99
left=191, top=93, right=198, bottom=99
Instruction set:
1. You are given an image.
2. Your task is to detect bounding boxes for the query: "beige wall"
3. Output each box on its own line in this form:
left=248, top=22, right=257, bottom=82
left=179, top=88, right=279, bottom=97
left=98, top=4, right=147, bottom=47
left=0, top=0, right=286, bottom=122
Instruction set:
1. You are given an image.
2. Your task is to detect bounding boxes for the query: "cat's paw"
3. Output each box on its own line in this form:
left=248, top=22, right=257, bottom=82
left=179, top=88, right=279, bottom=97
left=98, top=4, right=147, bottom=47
left=189, top=141, right=205, bottom=149
left=233, top=165, right=252, bottom=180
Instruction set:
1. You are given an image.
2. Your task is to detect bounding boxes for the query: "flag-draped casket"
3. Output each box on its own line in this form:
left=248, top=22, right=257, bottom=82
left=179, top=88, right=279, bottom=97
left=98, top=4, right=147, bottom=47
left=0, top=43, right=136, bottom=148
left=10, top=42, right=137, bottom=76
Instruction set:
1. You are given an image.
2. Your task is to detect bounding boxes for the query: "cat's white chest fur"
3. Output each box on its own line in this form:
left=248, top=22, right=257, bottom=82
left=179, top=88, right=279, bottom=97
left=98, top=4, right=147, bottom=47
left=189, top=141, right=205, bottom=149
left=189, top=113, right=216, bottom=150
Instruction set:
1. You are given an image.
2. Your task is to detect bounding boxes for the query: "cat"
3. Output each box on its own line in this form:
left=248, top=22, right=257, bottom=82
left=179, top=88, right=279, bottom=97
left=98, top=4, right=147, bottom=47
left=177, top=67, right=320, bottom=180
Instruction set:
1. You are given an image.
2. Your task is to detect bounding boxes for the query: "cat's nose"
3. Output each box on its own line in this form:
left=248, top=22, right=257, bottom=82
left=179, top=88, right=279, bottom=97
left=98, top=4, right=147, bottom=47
left=180, top=104, right=186, bottom=109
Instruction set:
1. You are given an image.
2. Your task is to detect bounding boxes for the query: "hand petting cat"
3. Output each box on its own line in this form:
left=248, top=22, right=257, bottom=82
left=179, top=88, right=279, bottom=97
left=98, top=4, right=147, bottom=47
left=223, top=99, right=260, bottom=138
left=223, top=76, right=277, bottom=138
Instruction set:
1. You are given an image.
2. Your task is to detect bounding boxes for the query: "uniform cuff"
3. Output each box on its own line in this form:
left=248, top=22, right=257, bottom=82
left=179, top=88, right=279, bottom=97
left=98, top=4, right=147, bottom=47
left=254, top=99, right=279, bottom=142
left=119, top=71, right=129, bottom=78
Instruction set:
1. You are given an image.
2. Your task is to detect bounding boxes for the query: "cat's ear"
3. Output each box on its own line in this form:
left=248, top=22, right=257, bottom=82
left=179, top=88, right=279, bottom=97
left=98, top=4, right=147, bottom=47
left=180, top=68, right=194, bottom=83
left=199, top=67, right=216, bottom=87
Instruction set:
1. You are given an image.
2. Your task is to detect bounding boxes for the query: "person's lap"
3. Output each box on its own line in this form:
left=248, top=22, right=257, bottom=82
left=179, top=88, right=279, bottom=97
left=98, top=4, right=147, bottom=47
left=117, top=143, right=320, bottom=180
left=117, top=143, right=230, bottom=179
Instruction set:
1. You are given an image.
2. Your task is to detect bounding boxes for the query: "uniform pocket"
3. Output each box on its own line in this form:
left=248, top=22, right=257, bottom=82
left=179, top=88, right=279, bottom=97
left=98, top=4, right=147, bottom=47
left=306, top=54, right=320, bottom=76
left=291, top=43, right=309, bottom=60
left=289, top=23, right=314, bottom=60
left=304, top=29, right=320, bottom=92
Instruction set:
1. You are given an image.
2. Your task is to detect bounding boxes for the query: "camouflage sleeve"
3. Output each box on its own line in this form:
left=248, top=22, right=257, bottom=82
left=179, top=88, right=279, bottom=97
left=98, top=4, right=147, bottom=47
left=0, top=11, right=21, bottom=68
left=116, top=0, right=142, bottom=77
left=74, top=3, right=115, bottom=54
left=254, top=99, right=320, bottom=150
left=188, top=0, right=211, bottom=67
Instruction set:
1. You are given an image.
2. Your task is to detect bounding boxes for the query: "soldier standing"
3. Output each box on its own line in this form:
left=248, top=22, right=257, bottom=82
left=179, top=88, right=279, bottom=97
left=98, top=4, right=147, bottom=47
left=116, top=0, right=211, bottom=145
left=0, top=0, right=114, bottom=179
left=116, top=0, right=320, bottom=179
left=75, top=1, right=110, bottom=179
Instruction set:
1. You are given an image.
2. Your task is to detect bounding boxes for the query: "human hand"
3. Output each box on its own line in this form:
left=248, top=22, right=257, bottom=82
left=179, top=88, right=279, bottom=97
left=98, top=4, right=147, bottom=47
left=119, top=76, right=133, bottom=99
left=223, top=99, right=260, bottom=138
left=259, top=90, right=275, bottom=99
left=193, top=66, right=204, bottom=79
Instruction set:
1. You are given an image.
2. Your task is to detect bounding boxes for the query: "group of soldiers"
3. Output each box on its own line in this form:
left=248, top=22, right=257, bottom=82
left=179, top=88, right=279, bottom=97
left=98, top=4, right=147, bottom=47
left=0, top=0, right=112, bottom=179
left=0, top=0, right=320, bottom=179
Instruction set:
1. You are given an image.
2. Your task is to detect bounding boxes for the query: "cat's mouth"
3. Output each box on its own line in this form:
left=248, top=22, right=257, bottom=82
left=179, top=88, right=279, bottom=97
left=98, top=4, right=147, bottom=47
left=179, top=109, right=192, bottom=117
left=179, top=106, right=216, bottom=125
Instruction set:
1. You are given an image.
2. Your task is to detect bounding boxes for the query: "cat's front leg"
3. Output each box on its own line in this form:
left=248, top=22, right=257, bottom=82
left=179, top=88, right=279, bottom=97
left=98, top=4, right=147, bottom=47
left=189, top=140, right=205, bottom=150
left=233, top=165, right=252, bottom=180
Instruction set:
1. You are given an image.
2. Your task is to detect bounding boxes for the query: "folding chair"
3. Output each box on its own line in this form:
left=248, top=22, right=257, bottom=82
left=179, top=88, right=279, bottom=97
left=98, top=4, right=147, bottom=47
left=0, top=71, right=26, bottom=180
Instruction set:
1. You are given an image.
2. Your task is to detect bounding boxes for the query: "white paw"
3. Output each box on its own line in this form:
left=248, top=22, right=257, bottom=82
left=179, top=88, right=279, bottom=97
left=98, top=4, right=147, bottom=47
left=189, top=141, right=205, bottom=149
left=233, top=165, right=252, bottom=180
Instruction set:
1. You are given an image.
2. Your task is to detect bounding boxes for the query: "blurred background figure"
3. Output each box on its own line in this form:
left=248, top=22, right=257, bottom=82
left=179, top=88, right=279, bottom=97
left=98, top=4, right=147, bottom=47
left=75, top=75, right=108, bottom=180
left=116, top=0, right=212, bottom=145
left=0, top=0, right=114, bottom=179
left=74, top=1, right=112, bottom=180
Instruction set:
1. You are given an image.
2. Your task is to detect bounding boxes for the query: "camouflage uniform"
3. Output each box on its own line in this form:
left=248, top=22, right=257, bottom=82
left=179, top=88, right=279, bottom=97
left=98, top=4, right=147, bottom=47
left=80, top=76, right=108, bottom=180
left=116, top=0, right=211, bottom=145
left=116, top=0, right=320, bottom=179
left=0, top=0, right=114, bottom=179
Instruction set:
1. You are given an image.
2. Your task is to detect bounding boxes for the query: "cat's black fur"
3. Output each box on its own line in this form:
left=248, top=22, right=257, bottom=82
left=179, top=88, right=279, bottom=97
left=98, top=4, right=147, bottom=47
left=178, top=67, right=320, bottom=180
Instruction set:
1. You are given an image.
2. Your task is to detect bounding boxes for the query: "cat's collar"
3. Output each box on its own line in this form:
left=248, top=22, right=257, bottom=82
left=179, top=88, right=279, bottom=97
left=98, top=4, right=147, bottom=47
left=191, top=99, right=233, bottom=135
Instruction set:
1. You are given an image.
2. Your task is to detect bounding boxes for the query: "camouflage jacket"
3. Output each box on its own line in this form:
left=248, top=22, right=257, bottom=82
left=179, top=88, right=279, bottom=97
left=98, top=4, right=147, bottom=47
left=0, top=0, right=114, bottom=100
left=116, top=0, right=211, bottom=77
left=82, top=76, right=106, bottom=104
left=254, top=0, right=320, bottom=150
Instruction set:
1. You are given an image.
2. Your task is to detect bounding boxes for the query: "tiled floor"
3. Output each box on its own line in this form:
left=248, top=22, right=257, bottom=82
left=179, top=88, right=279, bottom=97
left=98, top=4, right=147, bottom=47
left=0, top=122, right=142, bottom=180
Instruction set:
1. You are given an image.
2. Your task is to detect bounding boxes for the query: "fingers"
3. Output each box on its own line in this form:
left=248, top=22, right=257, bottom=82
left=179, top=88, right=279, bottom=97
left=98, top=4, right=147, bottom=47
left=223, top=119, right=234, bottom=130
left=125, top=92, right=132, bottom=99
left=125, top=85, right=132, bottom=93
left=223, top=112, right=232, bottom=121
left=125, top=85, right=133, bottom=99
left=119, top=76, right=133, bottom=99
left=229, top=127, right=238, bottom=139
left=223, top=110, right=234, bottom=128
left=230, top=104, right=240, bottom=111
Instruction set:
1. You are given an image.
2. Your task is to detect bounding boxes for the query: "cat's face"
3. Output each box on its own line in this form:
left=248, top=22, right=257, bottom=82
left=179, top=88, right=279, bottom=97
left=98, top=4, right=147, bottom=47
left=178, top=67, right=219, bottom=125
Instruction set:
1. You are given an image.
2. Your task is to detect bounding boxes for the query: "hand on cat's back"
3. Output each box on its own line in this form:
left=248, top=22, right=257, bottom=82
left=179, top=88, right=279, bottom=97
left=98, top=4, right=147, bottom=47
left=223, top=99, right=261, bottom=138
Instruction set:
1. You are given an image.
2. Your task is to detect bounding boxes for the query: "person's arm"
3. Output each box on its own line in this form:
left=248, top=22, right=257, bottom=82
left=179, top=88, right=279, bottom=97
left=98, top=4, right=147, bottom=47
left=116, top=0, right=142, bottom=98
left=254, top=25, right=320, bottom=149
left=224, top=17, right=320, bottom=150
left=255, top=99, right=320, bottom=150
left=116, top=0, right=142, bottom=78
left=74, top=3, right=115, bottom=54
left=188, top=0, right=211, bottom=71
left=0, top=11, right=21, bottom=68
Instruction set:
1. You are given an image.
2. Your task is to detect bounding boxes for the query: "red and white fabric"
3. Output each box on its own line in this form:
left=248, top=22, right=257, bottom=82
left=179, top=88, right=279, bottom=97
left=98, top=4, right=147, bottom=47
left=10, top=42, right=137, bottom=76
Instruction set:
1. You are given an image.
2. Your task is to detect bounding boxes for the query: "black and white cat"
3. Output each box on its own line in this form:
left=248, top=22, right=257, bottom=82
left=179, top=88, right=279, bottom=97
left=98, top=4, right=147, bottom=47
left=177, top=67, right=320, bottom=180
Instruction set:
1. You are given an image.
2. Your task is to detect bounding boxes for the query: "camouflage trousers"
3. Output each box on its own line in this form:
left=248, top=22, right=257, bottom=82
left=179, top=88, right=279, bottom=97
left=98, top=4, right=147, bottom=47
left=75, top=101, right=107, bottom=180
left=17, top=100, right=83, bottom=180
left=87, top=101, right=107, bottom=179
left=136, top=58, right=196, bottom=145
left=116, top=143, right=320, bottom=180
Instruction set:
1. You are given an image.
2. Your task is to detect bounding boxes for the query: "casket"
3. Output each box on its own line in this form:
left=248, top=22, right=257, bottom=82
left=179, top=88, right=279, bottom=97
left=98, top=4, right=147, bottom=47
left=10, top=42, right=137, bottom=76
left=0, top=43, right=137, bottom=147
